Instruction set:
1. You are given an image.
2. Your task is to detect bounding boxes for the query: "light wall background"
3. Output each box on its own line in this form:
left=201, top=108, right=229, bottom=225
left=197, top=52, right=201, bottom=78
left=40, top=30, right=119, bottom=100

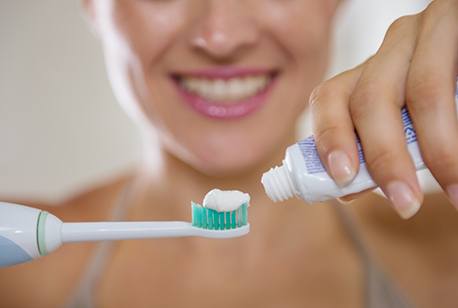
left=0, top=0, right=431, bottom=204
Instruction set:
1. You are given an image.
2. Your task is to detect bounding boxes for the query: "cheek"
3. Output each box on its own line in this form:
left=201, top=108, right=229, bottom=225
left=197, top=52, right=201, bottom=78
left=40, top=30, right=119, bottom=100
left=259, top=1, right=334, bottom=62
left=102, top=2, right=192, bottom=123
left=109, top=2, right=187, bottom=68
left=260, top=2, right=334, bottom=111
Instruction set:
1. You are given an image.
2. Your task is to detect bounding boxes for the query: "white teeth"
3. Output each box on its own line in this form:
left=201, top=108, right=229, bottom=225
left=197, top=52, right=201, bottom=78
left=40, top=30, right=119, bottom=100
left=180, top=75, right=270, bottom=102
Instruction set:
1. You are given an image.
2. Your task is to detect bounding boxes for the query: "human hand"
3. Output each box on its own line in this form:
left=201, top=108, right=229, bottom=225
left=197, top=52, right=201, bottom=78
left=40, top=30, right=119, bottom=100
left=310, top=0, right=458, bottom=219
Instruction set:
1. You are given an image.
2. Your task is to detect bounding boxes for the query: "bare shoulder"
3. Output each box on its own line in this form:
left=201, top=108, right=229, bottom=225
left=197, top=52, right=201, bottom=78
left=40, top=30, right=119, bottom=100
left=0, top=172, right=134, bottom=308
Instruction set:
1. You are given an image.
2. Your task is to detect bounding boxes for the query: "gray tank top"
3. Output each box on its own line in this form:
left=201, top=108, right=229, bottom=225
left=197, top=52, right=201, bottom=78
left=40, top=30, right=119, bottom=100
left=333, top=200, right=412, bottom=308
left=65, top=183, right=412, bottom=308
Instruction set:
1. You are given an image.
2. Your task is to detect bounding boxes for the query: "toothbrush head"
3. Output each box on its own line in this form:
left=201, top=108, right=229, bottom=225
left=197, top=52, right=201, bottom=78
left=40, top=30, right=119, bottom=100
left=191, top=202, right=248, bottom=230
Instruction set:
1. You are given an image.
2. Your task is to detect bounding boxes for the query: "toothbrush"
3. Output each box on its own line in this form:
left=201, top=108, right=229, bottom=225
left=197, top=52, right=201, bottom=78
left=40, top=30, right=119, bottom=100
left=0, top=201, right=249, bottom=268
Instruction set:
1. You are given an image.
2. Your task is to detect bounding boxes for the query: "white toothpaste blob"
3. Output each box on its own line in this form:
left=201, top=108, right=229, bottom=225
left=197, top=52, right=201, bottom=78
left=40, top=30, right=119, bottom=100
left=203, top=189, right=250, bottom=212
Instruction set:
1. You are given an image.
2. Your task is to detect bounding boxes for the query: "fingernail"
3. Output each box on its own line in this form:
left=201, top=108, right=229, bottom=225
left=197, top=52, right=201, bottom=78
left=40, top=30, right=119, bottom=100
left=385, top=181, right=421, bottom=219
left=446, top=184, right=458, bottom=210
left=328, top=150, right=355, bottom=186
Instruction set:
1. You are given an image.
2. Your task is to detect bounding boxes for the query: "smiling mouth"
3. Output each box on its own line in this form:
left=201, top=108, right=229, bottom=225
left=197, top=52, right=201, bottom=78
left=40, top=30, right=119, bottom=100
left=171, top=69, right=278, bottom=119
left=177, top=74, right=274, bottom=102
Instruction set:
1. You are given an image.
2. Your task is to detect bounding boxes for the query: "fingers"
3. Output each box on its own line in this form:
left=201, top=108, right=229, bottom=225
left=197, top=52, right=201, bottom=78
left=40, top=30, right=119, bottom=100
left=350, top=15, right=424, bottom=219
left=311, top=3, right=458, bottom=219
left=310, top=66, right=363, bottom=187
left=406, top=4, right=458, bottom=210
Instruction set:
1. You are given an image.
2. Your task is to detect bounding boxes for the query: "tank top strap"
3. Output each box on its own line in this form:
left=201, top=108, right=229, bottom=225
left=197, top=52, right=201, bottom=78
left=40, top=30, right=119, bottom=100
left=64, top=177, right=136, bottom=308
left=332, top=200, right=413, bottom=308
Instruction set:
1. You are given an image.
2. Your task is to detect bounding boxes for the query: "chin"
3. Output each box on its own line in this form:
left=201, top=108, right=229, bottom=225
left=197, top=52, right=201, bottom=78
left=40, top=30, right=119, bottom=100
left=192, top=159, right=261, bottom=178
left=185, top=143, right=274, bottom=178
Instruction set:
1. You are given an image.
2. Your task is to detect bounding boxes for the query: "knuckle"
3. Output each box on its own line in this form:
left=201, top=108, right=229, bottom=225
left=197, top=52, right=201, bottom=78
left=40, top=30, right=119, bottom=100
left=309, top=81, right=335, bottom=109
left=365, top=149, right=398, bottom=175
left=421, top=1, right=440, bottom=20
left=422, top=145, right=458, bottom=173
left=349, top=86, right=377, bottom=122
left=406, top=74, right=444, bottom=112
left=309, top=84, right=325, bottom=108
left=310, top=70, right=355, bottom=110
left=351, top=86, right=373, bottom=106
left=386, top=15, right=416, bottom=35
left=419, top=0, right=457, bottom=29
left=314, top=125, right=341, bottom=155
left=423, top=0, right=452, bottom=19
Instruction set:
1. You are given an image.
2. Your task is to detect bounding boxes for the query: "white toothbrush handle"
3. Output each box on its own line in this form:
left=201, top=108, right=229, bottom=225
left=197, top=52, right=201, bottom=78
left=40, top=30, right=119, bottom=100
left=62, top=221, right=249, bottom=242
left=62, top=221, right=196, bottom=242
left=1, top=203, right=249, bottom=268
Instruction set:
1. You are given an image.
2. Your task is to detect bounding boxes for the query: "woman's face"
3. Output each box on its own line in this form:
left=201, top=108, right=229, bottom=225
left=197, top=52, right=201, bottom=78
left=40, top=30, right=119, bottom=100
left=88, top=0, right=338, bottom=176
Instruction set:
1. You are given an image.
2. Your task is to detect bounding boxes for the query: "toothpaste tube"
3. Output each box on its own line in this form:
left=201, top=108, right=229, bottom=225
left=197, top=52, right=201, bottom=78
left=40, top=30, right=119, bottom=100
left=262, top=81, right=458, bottom=203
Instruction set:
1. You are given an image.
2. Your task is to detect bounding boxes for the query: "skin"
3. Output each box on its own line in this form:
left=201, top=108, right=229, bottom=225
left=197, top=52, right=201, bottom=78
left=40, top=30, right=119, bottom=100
left=1, top=0, right=458, bottom=307
left=312, top=0, right=458, bottom=219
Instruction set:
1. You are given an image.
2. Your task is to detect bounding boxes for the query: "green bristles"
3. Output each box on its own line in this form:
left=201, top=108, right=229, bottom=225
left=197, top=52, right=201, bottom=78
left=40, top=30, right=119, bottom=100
left=191, top=202, right=248, bottom=230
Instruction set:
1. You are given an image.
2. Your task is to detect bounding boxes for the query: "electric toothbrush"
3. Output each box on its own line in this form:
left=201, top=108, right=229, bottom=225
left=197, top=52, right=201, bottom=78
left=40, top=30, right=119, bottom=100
left=0, top=200, right=249, bottom=268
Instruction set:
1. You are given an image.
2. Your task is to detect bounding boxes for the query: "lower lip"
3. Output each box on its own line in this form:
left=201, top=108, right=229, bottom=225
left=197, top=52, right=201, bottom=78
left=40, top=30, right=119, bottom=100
left=173, top=77, right=277, bottom=120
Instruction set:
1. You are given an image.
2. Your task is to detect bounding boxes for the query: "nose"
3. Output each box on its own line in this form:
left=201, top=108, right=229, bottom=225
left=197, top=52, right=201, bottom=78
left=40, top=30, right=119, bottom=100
left=190, top=0, right=260, bottom=60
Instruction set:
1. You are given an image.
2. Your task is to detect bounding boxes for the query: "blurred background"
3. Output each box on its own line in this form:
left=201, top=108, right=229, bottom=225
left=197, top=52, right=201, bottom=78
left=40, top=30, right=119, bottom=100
left=0, top=0, right=431, bottom=204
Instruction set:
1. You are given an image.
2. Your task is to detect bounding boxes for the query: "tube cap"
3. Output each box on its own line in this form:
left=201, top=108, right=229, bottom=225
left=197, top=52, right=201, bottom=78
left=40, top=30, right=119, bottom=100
left=261, top=164, right=297, bottom=202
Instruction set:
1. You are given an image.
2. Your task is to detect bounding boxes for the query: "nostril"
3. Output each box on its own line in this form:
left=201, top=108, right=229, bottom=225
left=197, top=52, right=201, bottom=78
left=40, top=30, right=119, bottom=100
left=190, top=13, right=260, bottom=59
left=192, top=30, right=234, bottom=56
left=191, top=30, right=258, bottom=59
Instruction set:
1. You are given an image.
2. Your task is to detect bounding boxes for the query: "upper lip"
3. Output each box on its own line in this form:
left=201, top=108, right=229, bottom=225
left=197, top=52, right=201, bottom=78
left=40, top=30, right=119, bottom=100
left=171, top=67, right=278, bottom=80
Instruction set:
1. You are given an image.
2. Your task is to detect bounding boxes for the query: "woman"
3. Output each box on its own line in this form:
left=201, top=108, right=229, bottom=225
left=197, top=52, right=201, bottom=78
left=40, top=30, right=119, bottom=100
left=1, top=0, right=458, bottom=307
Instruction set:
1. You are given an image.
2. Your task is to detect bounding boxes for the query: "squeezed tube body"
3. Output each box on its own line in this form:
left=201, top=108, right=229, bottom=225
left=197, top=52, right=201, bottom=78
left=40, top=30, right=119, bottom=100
left=262, top=84, right=458, bottom=203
